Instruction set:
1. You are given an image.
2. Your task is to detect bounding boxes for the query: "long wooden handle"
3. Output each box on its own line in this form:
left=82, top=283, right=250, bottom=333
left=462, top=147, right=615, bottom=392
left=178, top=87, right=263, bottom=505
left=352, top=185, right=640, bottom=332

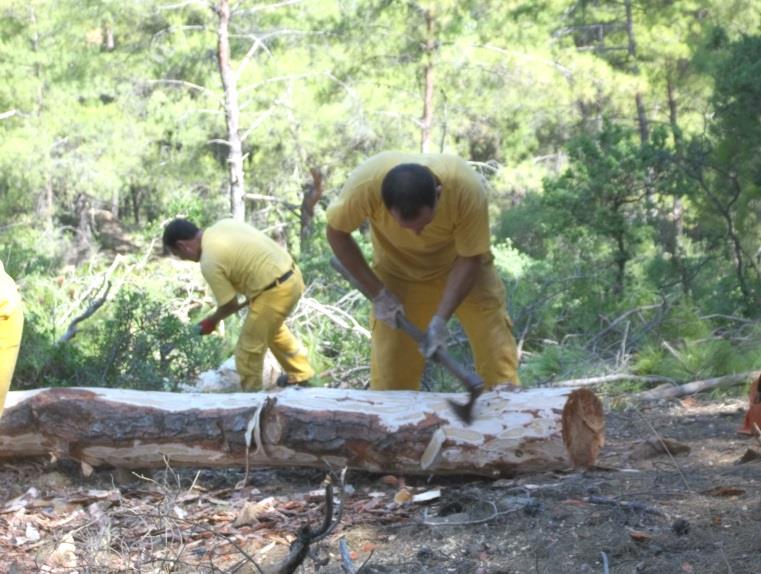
left=329, top=257, right=484, bottom=393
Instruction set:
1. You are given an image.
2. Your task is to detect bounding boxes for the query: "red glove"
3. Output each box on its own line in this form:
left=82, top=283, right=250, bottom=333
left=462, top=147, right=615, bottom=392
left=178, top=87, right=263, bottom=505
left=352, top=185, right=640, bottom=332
left=197, top=318, right=218, bottom=335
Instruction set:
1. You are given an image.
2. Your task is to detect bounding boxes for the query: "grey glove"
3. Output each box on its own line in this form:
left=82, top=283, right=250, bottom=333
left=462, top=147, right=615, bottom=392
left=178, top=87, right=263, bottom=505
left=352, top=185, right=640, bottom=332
left=420, top=315, right=449, bottom=358
left=372, top=288, right=403, bottom=327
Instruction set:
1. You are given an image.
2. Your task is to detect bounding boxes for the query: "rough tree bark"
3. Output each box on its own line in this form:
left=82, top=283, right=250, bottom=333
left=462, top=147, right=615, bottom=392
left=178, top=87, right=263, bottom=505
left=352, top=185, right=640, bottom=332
left=214, top=0, right=246, bottom=221
left=0, top=387, right=604, bottom=477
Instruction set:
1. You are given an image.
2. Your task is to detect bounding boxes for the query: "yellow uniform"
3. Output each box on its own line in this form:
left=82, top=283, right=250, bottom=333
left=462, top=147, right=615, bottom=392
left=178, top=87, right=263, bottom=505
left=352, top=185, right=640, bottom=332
left=201, top=220, right=314, bottom=390
left=327, top=151, right=519, bottom=390
left=0, top=261, right=23, bottom=417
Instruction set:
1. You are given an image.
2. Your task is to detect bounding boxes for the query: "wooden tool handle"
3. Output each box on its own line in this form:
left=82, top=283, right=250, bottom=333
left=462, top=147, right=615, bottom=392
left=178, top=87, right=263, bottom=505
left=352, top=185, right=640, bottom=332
left=330, top=257, right=484, bottom=394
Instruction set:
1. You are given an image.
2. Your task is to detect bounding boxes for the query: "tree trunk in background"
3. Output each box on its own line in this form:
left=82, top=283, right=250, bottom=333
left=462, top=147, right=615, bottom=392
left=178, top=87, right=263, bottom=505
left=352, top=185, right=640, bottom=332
left=0, top=387, right=604, bottom=477
left=625, top=0, right=649, bottom=146
left=30, top=6, right=54, bottom=232
left=300, top=167, right=323, bottom=250
left=667, top=71, right=682, bottom=154
left=666, top=70, right=690, bottom=295
left=634, top=92, right=649, bottom=144
left=214, top=0, right=245, bottom=222
left=420, top=8, right=435, bottom=154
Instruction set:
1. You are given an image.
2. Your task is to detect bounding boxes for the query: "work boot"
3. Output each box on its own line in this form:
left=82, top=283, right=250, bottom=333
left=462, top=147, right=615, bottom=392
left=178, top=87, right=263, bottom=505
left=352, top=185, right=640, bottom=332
left=276, top=373, right=311, bottom=388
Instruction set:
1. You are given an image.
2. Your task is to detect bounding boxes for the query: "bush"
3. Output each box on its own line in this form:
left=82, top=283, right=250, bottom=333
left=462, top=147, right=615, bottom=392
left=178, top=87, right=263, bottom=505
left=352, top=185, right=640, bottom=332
left=15, top=283, right=227, bottom=391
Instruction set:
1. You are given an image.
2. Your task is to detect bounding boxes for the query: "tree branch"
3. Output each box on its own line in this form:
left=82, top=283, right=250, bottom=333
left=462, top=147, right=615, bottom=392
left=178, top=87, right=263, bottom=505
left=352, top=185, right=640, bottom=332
left=57, top=281, right=112, bottom=344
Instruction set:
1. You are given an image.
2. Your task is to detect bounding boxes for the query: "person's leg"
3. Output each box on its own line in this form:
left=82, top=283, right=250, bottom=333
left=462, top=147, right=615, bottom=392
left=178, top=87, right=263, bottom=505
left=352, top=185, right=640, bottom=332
left=257, top=266, right=313, bottom=385
left=370, top=271, right=440, bottom=391
left=455, top=264, right=520, bottom=388
left=269, top=321, right=313, bottom=384
left=235, top=310, right=269, bottom=391
left=0, top=305, right=24, bottom=417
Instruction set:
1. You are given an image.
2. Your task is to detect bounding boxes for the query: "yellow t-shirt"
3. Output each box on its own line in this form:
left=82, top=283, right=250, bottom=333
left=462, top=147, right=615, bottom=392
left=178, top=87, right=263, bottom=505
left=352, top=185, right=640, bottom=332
left=200, top=219, right=293, bottom=305
left=326, top=151, right=491, bottom=281
left=0, top=261, right=20, bottom=319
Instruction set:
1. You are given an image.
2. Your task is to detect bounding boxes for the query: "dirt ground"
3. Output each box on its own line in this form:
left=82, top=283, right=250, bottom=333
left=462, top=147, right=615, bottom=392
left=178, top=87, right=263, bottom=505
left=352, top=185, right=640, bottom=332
left=2, top=394, right=761, bottom=574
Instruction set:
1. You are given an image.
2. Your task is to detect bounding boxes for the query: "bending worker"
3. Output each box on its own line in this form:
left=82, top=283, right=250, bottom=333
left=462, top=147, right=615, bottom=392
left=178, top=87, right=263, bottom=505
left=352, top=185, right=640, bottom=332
left=326, top=151, right=519, bottom=391
left=0, top=260, right=23, bottom=417
left=163, top=218, right=314, bottom=390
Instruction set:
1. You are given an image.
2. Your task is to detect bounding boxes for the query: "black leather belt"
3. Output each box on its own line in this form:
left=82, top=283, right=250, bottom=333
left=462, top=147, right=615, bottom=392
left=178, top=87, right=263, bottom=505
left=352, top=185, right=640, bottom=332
left=263, top=268, right=294, bottom=291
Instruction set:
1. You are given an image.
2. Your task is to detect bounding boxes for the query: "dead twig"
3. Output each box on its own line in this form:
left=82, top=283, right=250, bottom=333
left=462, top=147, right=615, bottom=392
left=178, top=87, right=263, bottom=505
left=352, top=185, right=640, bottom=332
left=634, top=409, right=695, bottom=493
left=273, top=469, right=346, bottom=574
left=339, top=537, right=358, bottom=573
left=339, top=536, right=375, bottom=574
left=586, top=303, right=663, bottom=351
left=584, top=495, right=668, bottom=518
left=421, top=499, right=521, bottom=526
left=718, top=542, right=734, bottom=574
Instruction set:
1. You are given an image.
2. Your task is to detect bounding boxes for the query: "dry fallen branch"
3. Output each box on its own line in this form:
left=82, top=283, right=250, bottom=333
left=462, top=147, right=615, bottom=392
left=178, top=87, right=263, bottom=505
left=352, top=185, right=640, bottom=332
left=633, top=371, right=760, bottom=401
left=554, top=373, right=676, bottom=388
left=274, top=472, right=342, bottom=574
left=294, top=296, right=370, bottom=339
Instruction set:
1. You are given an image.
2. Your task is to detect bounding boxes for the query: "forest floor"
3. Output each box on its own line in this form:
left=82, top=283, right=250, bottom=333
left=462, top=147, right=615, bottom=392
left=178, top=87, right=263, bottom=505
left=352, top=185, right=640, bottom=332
left=1, top=393, right=760, bottom=574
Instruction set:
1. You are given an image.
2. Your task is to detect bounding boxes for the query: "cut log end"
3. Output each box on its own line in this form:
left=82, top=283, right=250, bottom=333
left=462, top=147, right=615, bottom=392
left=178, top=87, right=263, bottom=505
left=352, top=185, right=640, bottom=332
left=561, top=388, right=605, bottom=469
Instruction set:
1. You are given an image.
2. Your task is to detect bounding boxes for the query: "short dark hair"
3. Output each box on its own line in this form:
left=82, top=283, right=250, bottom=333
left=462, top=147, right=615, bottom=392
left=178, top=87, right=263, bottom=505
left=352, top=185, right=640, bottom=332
left=162, top=218, right=199, bottom=249
left=381, top=163, right=437, bottom=220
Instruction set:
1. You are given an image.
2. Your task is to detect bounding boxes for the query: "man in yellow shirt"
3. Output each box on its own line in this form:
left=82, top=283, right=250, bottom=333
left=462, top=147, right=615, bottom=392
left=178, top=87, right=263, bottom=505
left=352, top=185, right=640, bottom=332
left=0, top=260, right=23, bottom=417
left=326, top=151, right=519, bottom=391
left=163, top=218, right=314, bottom=391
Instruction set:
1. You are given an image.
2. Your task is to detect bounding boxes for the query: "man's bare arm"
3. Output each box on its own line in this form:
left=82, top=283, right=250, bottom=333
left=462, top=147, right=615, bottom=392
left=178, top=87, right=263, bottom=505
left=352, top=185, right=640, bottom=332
left=435, top=255, right=482, bottom=320
left=204, top=296, right=247, bottom=325
left=326, top=225, right=384, bottom=298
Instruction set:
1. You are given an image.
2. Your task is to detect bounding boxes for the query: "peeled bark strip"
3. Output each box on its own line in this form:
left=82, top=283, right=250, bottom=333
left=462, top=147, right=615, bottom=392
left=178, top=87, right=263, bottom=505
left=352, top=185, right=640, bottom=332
left=0, top=386, right=603, bottom=477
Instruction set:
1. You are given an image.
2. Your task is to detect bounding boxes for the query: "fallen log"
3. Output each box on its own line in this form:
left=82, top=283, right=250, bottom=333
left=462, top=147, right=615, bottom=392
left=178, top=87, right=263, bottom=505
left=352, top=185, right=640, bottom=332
left=554, top=373, right=675, bottom=388
left=0, top=386, right=604, bottom=477
left=633, top=370, right=760, bottom=401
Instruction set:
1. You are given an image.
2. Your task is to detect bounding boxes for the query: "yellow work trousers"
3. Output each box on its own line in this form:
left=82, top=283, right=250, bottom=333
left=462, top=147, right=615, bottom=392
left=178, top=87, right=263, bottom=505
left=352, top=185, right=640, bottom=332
left=235, top=266, right=314, bottom=391
left=371, top=263, right=519, bottom=391
left=0, top=304, right=23, bottom=417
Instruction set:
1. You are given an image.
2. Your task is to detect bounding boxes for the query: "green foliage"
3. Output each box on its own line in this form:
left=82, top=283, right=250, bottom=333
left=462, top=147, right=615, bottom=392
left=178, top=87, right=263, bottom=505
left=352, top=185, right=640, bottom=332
left=634, top=337, right=752, bottom=382
left=542, top=123, right=654, bottom=294
left=519, top=343, right=593, bottom=386
left=0, top=225, right=63, bottom=278
left=2, top=1, right=761, bottom=395
left=15, top=275, right=227, bottom=391
left=91, top=288, right=226, bottom=390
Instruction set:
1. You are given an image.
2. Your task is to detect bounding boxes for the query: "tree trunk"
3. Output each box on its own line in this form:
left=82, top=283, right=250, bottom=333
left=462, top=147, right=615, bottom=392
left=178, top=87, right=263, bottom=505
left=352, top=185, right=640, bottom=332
left=30, top=6, right=55, bottom=232
left=667, top=70, right=682, bottom=153
left=214, top=0, right=245, bottom=221
left=419, top=8, right=435, bottom=154
left=0, top=387, right=604, bottom=477
left=300, top=167, right=323, bottom=250
left=625, top=0, right=649, bottom=146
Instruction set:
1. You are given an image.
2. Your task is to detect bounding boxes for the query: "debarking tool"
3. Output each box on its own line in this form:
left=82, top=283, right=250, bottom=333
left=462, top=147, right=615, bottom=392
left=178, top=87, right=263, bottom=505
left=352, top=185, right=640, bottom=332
left=330, top=256, right=484, bottom=424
